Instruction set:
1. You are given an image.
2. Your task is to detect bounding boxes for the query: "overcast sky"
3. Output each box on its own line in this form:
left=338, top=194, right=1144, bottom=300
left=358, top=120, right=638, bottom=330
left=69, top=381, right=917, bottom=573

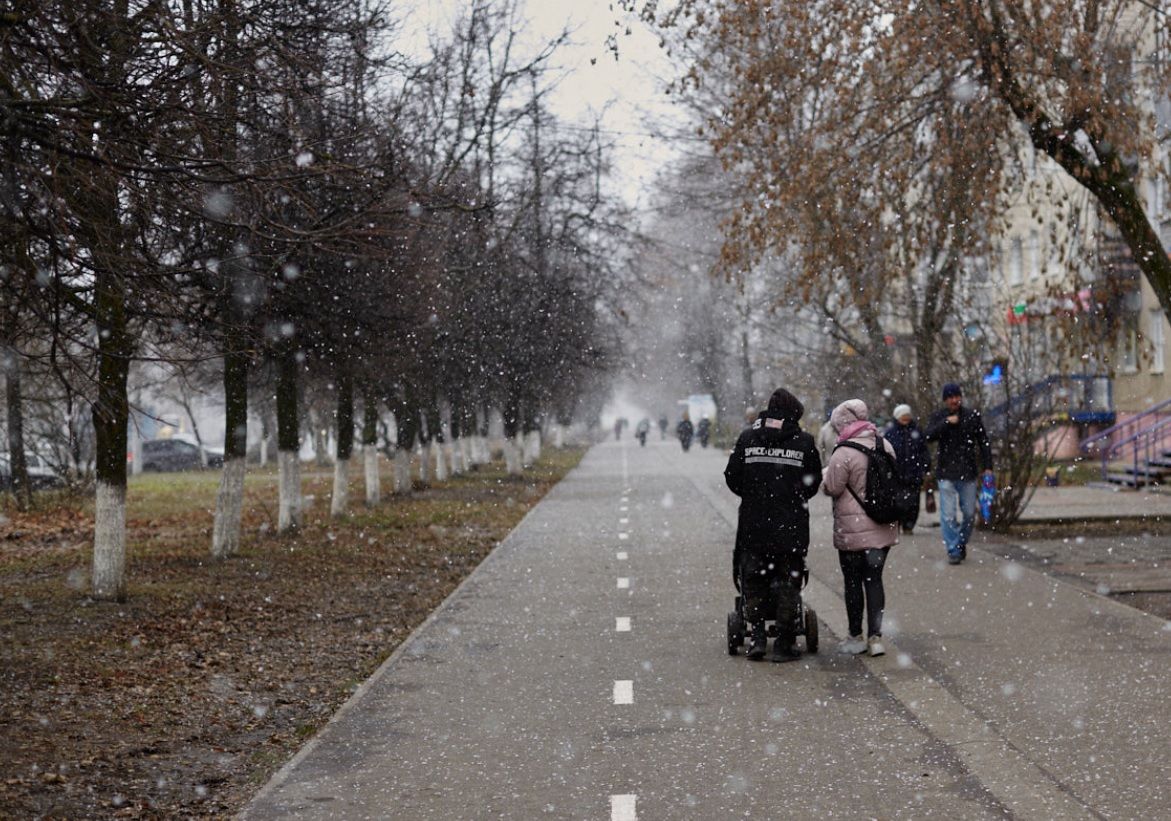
left=400, top=0, right=690, bottom=208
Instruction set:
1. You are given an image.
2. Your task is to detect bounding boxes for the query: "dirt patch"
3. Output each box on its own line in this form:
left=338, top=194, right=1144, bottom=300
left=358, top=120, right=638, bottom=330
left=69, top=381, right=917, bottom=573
left=0, top=449, right=584, bottom=818
left=1001, top=517, right=1171, bottom=541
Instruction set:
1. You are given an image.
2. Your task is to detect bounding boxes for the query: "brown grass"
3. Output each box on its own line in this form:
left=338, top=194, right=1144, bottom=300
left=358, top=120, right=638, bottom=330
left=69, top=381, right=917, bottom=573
left=0, top=448, right=584, bottom=818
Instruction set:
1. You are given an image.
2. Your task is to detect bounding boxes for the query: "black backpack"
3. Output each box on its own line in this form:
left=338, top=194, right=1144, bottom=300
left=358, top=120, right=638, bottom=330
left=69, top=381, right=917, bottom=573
left=834, top=435, right=918, bottom=524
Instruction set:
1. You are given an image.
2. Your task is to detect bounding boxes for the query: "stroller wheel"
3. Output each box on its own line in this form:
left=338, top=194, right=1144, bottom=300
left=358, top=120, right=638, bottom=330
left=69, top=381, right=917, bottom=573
left=803, top=604, right=819, bottom=654
left=727, top=611, right=746, bottom=655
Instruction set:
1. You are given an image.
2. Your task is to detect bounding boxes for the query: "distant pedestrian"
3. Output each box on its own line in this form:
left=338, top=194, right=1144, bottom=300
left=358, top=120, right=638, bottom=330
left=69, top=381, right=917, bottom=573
left=658, top=414, right=669, bottom=440
left=676, top=412, right=694, bottom=452
left=884, top=404, right=930, bottom=533
left=635, top=417, right=650, bottom=447
left=822, top=399, right=898, bottom=657
left=744, top=406, right=757, bottom=427
left=696, top=416, right=712, bottom=448
left=724, top=388, right=822, bottom=662
left=923, top=383, right=993, bottom=565
left=614, top=418, right=623, bottom=441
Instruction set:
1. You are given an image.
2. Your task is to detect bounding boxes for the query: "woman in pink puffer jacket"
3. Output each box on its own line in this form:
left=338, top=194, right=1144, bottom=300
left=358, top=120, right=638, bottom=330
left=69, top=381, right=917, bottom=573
left=822, top=399, right=899, bottom=657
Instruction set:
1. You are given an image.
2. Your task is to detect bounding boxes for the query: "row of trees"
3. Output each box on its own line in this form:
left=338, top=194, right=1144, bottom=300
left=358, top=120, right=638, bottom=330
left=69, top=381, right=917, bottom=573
left=1, top=1, right=626, bottom=599
left=617, top=1, right=1170, bottom=413
left=618, top=1, right=1170, bottom=524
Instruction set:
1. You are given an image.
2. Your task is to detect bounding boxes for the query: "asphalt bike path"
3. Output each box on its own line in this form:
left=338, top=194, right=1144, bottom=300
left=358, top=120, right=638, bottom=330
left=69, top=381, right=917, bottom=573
left=244, top=439, right=1170, bottom=819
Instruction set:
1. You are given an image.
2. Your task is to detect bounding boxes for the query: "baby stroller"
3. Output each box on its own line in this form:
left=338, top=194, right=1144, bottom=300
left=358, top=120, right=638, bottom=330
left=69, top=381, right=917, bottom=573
left=727, top=566, right=819, bottom=655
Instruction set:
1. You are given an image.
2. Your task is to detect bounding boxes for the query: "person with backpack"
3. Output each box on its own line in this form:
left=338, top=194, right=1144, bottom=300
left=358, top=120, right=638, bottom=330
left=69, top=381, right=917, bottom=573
left=923, top=383, right=993, bottom=565
left=884, top=404, right=930, bottom=533
left=822, top=399, right=899, bottom=657
left=724, top=388, right=822, bottom=662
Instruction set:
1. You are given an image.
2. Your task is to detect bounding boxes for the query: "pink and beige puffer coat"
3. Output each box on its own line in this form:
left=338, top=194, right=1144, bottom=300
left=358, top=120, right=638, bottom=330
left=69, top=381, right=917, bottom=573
left=822, top=399, right=900, bottom=552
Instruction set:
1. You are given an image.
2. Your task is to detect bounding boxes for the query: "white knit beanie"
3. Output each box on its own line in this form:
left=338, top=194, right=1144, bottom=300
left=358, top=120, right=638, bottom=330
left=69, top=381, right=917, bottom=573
left=892, top=404, right=912, bottom=420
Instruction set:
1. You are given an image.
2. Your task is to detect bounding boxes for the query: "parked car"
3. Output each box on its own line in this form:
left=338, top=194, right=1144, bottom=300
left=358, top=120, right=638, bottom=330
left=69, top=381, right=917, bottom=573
left=0, top=452, right=65, bottom=491
left=139, top=439, right=224, bottom=472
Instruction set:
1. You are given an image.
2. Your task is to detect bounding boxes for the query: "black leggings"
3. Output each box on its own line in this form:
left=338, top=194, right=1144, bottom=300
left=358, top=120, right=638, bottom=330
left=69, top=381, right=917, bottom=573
left=838, top=547, right=890, bottom=638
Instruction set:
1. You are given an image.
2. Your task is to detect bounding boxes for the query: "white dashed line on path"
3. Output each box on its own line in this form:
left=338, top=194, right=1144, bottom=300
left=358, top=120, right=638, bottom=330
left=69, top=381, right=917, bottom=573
left=616, top=551, right=628, bottom=560
left=611, top=794, right=637, bottom=820
left=618, top=532, right=629, bottom=540
left=612, top=680, right=633, bottom=705
left=619, top=517, right=630, bottom=524
left=615, top=617, right=631, bottom=632
left=619, top=506, right=629, bottom=512
left=617, top=577, right=630, bottom=589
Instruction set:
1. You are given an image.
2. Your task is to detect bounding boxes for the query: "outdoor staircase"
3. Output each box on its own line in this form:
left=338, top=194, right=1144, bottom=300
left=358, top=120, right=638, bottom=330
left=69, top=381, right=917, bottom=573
left=1081, top=398, right=1171, bottom=488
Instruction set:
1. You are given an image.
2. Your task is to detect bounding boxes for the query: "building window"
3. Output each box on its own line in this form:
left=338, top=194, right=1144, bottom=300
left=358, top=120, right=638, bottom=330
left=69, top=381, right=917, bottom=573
left=1009, top=237, right=1024, bottom=285
left=1028, top=230, right=1040, bottom=280
left=1151, top=308, right=1166, bottom=374
left=1122, top=312, right=1141, bottom=372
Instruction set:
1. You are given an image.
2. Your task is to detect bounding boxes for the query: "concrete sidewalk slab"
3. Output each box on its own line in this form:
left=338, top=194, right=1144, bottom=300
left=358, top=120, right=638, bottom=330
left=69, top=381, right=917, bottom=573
left=1017, top=485, right=1171, bottom=521
left=243, top=440, right=1171, bottom=819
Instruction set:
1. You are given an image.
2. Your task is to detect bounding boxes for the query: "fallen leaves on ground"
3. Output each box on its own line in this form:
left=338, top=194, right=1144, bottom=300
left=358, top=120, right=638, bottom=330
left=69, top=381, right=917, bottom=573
left=0, top=450, right=583, bottom=818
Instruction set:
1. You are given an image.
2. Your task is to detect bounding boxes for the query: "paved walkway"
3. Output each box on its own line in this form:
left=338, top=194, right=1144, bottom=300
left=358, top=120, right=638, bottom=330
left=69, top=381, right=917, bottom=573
left=244, top=440, right=1171, bottom=819
left=1018, top=484, right=1171, bottom=521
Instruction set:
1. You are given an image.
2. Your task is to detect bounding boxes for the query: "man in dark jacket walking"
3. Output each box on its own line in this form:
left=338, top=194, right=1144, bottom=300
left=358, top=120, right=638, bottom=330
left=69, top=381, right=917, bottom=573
left=884, top=403, right=930, bottom=533
left=923, top=383, right=993, bottom=564
left=724, top=388, right=822, bottom=661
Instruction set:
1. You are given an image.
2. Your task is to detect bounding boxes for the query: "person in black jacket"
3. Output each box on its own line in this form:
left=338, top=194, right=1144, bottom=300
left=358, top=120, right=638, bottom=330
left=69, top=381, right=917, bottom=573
left=676, top=412, right=694, bottom=452
left=724, top=388, right=822, bottom=661
left=884, top=403, right=930, bottom=533
left=923, top=383, right=993, bottom=564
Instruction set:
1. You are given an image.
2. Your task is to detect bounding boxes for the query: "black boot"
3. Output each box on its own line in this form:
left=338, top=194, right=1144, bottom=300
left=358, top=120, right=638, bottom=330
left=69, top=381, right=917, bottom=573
left=746, top=624, right=767, bottom=660
left=771, top=637, right=801, bottom=663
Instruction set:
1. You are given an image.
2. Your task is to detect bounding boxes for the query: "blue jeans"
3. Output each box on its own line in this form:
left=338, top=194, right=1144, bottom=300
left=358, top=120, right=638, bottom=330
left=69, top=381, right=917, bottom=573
left=938, top=479, right=977, bottom=558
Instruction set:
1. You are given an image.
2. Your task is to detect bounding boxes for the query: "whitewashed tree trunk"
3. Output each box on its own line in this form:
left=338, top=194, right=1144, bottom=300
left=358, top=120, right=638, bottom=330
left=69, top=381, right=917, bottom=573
left=211, top=457, right=246, bottom=558
left=330, top=457, right=349, bottom=516
left=393, top=449, right=412, bottom=494
left=434, top=440, right=448, bottom=481
left=523, top=430, right=541, bottom=465
left=553, top=424, right=564, bottom=449
left=419, top=442, right=432, bottom=483
left=129, top=426, right=143, bottom=476
left=451, top=438, right=465, bottom=474
left=93, top=481, right=127, bottom=600
left=260, top=433, right=269, bottom=466
left=278, top=450, right=302, bottom=532
left=503, top=439, right=523, bottom=475
left=364, top=446, right=380, bottom=505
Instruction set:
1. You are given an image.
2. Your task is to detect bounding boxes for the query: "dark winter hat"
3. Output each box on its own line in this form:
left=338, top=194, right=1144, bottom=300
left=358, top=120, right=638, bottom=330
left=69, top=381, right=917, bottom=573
left=941, top=382, right=963, bottom=399
left=767, top=388, right=804, bottom=420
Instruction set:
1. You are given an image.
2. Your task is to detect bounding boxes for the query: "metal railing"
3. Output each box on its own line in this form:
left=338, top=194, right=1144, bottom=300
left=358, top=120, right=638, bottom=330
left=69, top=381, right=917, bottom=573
left=1080, top=396, right=1171, bottom=482
left=986, top=374, right=1114, bottom=433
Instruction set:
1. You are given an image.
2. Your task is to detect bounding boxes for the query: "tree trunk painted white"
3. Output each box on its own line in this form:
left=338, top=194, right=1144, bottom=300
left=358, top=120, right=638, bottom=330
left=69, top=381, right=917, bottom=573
left=129, top=425, right=143, bottom=476
left=523, top=430, right=541, bottom=465
left=260, top=433, right=269, bottom=466
left=503, top=439, right=522, bottom=475
left=211, top=457, right=246, bottom=559
left=313, top=423, right=329, bottom=467
left=418, top=442, right=432, bottom=483
left=330, top=457, right=349, bottom=516
left=92, top=481, right=127, bottom=600
left=393, top=449, right=412, bottom=494
left=364, top=446, right=381, bottom=505
left=451, top=438, right=465, bottom=474
left=434, top=441, right=448, bottom=481
left=553, top=424, right=564, bottom=449
left=277, top=450, right=302, bottom=533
